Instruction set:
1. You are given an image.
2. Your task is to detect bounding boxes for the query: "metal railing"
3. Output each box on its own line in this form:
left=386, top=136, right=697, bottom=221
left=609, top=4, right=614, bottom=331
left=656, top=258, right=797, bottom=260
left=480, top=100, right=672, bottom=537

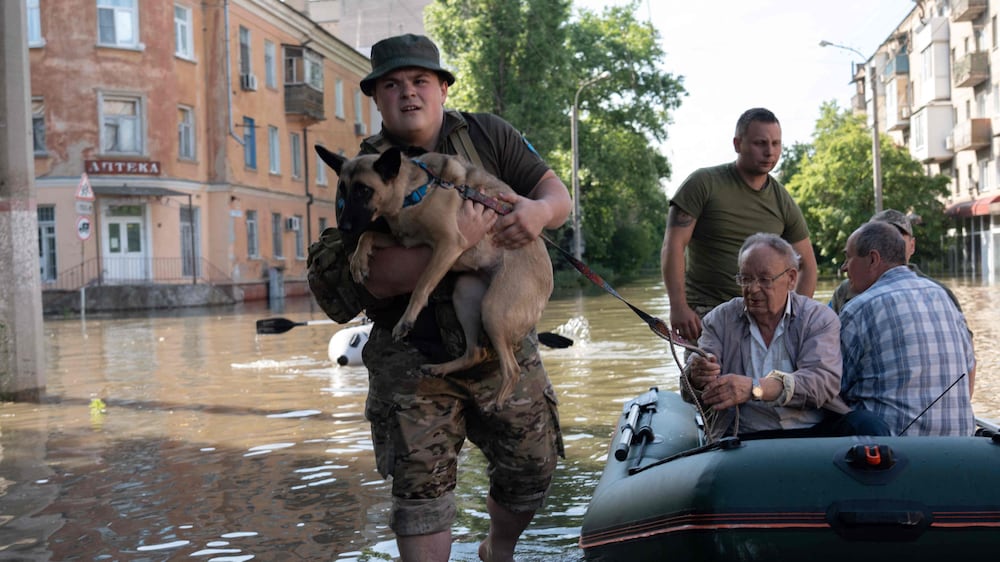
left=43, top=257, right=234, bottom=291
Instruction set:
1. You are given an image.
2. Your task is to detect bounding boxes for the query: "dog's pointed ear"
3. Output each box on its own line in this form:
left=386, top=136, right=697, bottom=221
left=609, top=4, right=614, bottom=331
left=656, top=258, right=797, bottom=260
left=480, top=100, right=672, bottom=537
left=314, top=145, right=346, bottom=175
left=373, top=147, right=403, bottom=182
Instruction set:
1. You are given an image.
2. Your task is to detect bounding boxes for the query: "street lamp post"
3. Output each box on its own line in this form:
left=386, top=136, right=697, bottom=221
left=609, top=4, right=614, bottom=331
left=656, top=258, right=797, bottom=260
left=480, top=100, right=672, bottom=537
left=571, top=70, right=611, bottom=261
left=820, top=40, right=884, bottom=213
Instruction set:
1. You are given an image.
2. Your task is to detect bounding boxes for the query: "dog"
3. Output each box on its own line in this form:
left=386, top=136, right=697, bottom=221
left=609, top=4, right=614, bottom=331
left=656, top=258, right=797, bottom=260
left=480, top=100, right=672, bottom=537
left=315, top=145, right=553, bottom=408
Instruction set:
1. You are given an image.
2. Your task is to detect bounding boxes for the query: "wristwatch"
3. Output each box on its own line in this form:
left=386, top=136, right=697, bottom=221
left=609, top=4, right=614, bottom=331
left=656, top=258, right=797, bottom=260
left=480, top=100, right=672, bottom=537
left=751, top=379, right=764, bottom=401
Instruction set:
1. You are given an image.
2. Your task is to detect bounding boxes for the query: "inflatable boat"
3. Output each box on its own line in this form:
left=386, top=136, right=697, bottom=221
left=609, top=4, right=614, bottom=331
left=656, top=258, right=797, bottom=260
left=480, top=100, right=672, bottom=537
left=327, top=323, right=371, bottom=366
left=579, top=388, right=1000, bottom=561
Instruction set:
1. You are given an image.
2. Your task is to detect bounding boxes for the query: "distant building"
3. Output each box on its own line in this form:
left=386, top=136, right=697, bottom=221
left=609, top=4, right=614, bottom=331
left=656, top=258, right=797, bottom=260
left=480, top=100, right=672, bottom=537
left=848, top=0, right=1000, bottom=282
left=28, top=0, right=375, bottom=303
left=290, top=0, right=433, bottom=54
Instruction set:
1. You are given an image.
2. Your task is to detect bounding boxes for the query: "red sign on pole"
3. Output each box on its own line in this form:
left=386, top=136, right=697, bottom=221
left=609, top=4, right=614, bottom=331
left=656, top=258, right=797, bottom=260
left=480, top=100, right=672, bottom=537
left=76, top=173, right=95, bottom=201
left=76, top=216, right=92, bottom=241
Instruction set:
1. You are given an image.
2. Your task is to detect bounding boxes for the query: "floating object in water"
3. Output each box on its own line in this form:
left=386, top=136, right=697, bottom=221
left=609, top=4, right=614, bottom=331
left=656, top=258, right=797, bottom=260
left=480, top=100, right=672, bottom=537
left=328, top=323, right=372, bottom=366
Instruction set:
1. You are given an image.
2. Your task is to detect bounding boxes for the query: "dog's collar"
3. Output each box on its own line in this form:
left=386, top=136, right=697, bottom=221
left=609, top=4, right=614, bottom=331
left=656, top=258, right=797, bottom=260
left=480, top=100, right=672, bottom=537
left=408, top=159, right=514, bottom=215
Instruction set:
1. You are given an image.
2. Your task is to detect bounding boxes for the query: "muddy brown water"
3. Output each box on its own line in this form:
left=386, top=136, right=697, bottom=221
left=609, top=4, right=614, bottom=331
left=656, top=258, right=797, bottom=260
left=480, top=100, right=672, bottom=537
left=2, top=277, right=999, bottom=561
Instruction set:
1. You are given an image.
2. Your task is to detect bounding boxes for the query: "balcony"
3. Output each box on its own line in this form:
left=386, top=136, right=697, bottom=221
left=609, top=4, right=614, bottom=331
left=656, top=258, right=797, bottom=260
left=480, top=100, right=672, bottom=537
left=882, top=54, right=909, bottom=81
left=950, top=118, right=992, bottom=151
left=951, top=0, right=988, bottom=22
left=954, top=51, right=989, bottom=88
left=851, top=92, right=866, bottom=113
left=284, top=84, right=325, bottom=121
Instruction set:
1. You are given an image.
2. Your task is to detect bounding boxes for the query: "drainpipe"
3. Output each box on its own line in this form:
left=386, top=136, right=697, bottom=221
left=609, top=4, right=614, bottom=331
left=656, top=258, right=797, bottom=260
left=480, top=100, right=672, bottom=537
left=304, top=127, right=312, bottom=244
left=223, top=0, right=243, bottom=145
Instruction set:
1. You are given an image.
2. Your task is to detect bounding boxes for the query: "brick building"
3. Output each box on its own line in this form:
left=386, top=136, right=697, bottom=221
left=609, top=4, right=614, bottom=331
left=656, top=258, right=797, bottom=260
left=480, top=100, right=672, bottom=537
left=28, top=0, right=374, bottom=303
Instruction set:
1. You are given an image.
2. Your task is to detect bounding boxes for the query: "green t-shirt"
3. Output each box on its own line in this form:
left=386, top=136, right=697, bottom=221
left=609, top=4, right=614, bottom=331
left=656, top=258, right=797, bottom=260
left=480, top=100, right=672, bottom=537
left=670, top=163, right=810, bottom=308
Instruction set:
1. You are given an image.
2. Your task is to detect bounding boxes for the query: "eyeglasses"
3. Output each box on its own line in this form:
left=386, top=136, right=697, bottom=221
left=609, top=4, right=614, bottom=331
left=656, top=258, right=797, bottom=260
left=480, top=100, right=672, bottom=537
left=734, top=267, right=793, bottom=289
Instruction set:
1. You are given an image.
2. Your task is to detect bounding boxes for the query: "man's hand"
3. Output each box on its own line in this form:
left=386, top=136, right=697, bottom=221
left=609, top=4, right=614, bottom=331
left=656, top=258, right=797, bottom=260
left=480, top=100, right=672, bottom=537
left=701, top=374, right=753, bottom=411
left=670, top=302, right=703, bottom=343
left=457, top=198, right=497, bottom=250
left=687, top=354, right=720, bottom=391
left=491, top=192, right=550, bottom=249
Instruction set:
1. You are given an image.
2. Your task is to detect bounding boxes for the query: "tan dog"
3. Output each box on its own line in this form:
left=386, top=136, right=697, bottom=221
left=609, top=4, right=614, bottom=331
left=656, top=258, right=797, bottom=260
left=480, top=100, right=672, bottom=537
left=316, top=145, right=554, bottom=408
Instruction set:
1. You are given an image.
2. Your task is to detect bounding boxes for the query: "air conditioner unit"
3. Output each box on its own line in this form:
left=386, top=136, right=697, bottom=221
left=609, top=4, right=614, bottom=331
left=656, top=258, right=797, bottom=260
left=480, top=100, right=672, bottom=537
left=240, top=73, right=259, bottom=91
left=285, top=216, right=301, bottom=231
left=354, top=122, right=367, bottom=136
left=900, top=106, right=911, bottom=119
left=945, top=135, right=955, bottom=150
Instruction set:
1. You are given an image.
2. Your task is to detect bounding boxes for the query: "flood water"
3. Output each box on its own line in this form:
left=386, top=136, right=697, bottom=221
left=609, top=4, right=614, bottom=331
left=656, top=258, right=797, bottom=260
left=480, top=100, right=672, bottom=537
left=2, top=276, right=1000, bottom=561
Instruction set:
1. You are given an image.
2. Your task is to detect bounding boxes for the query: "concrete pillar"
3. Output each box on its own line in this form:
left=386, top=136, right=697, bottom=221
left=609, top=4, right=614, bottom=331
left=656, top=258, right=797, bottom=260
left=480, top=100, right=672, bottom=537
left=0, top=0, right=46, bottom=400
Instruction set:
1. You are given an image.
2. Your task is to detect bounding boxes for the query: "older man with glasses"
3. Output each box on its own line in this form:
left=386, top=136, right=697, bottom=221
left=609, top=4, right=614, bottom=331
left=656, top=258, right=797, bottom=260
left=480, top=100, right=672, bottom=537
left=682, top=233, right=888, bottom=440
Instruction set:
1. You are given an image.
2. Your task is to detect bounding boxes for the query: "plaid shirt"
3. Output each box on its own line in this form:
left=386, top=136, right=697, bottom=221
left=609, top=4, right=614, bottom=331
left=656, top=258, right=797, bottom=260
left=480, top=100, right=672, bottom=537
left=840, top=266, right=975, bottom=436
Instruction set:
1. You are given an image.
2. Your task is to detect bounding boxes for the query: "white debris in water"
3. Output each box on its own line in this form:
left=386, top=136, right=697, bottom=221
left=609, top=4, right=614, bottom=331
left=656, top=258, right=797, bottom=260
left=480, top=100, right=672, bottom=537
left=136, top=540, right=190, bottom=551
left=220, top=532, right=259, bottom=538
left=266, top=410, right=321, bottom=418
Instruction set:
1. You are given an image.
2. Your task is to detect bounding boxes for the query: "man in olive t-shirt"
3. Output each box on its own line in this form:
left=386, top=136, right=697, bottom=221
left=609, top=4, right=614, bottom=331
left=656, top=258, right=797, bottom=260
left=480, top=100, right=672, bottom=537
left=660, top=108, right=817, bottom=343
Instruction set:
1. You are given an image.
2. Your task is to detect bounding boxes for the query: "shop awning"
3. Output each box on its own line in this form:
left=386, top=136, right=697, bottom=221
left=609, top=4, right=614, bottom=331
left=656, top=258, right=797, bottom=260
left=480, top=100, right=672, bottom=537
left=92, top=185, right=188, bottom=198
left=945, top=194, right=1000, bottom=218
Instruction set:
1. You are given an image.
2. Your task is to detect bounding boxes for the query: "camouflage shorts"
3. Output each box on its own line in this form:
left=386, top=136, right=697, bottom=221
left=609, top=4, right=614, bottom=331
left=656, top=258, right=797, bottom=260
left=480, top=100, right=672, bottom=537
left=362, top=326, right=565, bottom=537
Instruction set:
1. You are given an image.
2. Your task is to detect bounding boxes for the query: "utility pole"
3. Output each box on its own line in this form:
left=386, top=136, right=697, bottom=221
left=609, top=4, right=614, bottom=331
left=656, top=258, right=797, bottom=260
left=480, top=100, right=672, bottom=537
left=571, top=71, right=611, bottom=260
left=1, top=0, right=46, bottom=400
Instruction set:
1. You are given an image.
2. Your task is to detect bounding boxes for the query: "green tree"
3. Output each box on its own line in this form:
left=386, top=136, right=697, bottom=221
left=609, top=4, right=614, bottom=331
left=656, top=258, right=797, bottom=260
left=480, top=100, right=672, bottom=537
left=786, top=102, right=950, bottom=273
left=777, top=141, right=813, bottom=185
left=426, top=1, right=686, bottom=277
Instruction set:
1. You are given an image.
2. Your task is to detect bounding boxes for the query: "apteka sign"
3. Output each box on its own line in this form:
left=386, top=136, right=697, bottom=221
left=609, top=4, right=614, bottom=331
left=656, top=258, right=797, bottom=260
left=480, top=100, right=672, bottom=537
left=85, top=159, right=161, bottom=176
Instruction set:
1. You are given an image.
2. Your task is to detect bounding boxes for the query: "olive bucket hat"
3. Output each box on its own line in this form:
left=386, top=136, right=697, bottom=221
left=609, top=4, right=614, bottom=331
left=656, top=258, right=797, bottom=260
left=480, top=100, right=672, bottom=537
left=360, top=34, right=456, bottom=96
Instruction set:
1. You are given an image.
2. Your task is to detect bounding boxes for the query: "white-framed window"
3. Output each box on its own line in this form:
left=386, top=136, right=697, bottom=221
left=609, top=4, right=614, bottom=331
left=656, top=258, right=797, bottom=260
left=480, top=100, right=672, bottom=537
left=294, top=214, right=305, bottom=259
left=290, top=132, right=301, bottom=178
left=27, top=0, right=44, bottom=46
left=243, top=116, right=256, bottom=169
left=97, top=0, right=139, bottom=49
left=354, top=89, right=366, bottom=134
left=239, top=26, right=251, bottom=76
left=318, top=216, right=328, bottom=233
left=264, top=40, right=277, bottom=88
left=246, top=210, right=259, bottom=258
left=335, top=78, right=345, bottom=119
left=268, top=126, right=280, bottom=174
left=178, top=105, right=195, bottom=160
left=38, top=206, right=57, bottom=281
left=315, top=146, right=328, bottom=186
left=174, top=4, right=193, bottom=59
left=100, top=93, right=144, bottom=154
left=284, top=47, right=324, bottom=91
left=32, top=97, right=46, bottom=155
left=271, top=212, right=283, bottom=258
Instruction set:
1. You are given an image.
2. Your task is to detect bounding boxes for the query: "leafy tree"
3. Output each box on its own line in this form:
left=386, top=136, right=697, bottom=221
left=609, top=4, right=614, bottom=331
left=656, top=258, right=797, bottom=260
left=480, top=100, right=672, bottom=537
left=777, top=141, right=813, bottom=185
left=426, top=1, right=686, bottom=277
left=786, top=102, right=950, bottom=274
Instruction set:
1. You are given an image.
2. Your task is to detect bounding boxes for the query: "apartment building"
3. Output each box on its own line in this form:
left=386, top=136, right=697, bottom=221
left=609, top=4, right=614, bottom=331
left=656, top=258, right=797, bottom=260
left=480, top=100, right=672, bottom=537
left=853, top=0, right=999, bottom=282
left=28, top=0, right=373, bottom=301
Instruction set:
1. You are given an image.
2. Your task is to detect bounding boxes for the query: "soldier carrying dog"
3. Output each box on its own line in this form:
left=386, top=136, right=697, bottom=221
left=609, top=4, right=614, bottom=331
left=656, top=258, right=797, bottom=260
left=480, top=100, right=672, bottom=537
left=308, top=34, right=571, bottom=562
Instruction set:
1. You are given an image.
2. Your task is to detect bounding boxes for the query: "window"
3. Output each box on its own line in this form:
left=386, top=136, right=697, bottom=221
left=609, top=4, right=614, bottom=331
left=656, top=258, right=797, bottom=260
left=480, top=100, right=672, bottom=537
left=290, top=132, right=301, bottom=178
left=38, top=206, right=56, bottom=282
left=101, top=94, right=143, bottom=154
left=335, top=78, right=345, bottom=119
left=294, top=215, right=305, bottom=259
left=315, top=147, right=328, bottom=186
left=284, top=47, right=324, bottom=91
left=246, top=210, right=259, bottom=257
left=27, top=0, right=44, bottom=46
left=268, top=126, right=280, bottom=174
left=242, top=116, right=256, bottom=169
left=239, top=26, right=251, bottom=75
left=271, top=212, right=283, bottom=258
left=32, top=98, right=46, bottom=155
left=264, top=41, right=277, bottom=88
left=318, top=216, right=328, bottom=233
left=993, top=15, right=997, bottom=50
left=174, top=4, right=193, bottom=59
left=178, top=106, right=195, bottom=160
left=97, top=0, right=139, bottom=48
left=354, top=89, right=366, bottom=134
